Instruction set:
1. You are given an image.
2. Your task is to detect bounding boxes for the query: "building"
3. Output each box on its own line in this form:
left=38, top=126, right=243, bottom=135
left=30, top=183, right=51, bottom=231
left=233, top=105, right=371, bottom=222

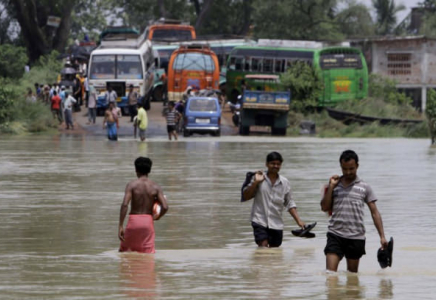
left=351, top=35, right=436, bottom=111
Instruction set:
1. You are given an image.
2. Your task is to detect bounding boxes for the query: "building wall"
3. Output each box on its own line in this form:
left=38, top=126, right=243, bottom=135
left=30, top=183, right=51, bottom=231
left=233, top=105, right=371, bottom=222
left=371, top=39, right=424, bottom=85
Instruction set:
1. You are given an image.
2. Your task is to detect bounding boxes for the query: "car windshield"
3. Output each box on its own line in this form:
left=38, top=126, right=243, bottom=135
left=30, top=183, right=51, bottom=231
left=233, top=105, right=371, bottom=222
left=189, top=99, right=217, bottom=112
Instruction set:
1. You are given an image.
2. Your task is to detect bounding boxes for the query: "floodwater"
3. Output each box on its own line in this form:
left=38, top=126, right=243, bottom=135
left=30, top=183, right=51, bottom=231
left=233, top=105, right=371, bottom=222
left=1, top=135, right=436, bottom=299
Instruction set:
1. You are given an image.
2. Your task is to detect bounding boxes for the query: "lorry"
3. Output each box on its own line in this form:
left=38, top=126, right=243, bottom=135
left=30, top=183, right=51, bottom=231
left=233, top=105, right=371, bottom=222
left=239, top=74, right=291, bottom=136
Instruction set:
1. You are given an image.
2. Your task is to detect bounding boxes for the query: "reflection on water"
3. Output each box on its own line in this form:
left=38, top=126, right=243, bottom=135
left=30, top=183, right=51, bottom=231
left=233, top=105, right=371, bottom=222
left=0, top=136, right=436, bottom=299
left=119, top=253, right=158, bottom=299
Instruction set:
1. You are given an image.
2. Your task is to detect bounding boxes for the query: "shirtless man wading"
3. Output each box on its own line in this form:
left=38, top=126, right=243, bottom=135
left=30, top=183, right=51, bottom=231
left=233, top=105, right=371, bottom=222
left=118, top=157, right=169, bottom=253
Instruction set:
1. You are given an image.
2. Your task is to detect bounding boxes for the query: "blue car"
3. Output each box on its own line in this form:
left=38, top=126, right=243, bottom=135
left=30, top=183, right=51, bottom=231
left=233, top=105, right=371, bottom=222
left=183, top=96, right=221, bottom=137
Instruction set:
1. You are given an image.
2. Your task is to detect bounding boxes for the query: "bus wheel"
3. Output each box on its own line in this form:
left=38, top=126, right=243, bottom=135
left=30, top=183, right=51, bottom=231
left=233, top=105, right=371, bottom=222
left=239, top=125, right=249, bottom=136
left=152, top=86, right=163, bottom=102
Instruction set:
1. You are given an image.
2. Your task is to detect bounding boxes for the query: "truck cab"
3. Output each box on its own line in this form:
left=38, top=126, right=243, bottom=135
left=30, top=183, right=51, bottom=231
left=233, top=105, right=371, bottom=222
left=239, top=74, right=291, bottom=136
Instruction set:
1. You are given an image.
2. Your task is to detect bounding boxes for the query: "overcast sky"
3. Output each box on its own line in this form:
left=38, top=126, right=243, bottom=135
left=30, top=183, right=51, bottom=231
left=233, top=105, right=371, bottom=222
left=358, top=0, right=421, bottom=23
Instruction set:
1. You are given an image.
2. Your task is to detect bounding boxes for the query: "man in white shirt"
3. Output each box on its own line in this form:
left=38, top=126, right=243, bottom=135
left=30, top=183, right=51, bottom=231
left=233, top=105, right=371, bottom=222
left=64, top=92, right=77, bottom=130
left=105, top=86, right=118, bottom=107
left=242, top=151, right=307, bottom=248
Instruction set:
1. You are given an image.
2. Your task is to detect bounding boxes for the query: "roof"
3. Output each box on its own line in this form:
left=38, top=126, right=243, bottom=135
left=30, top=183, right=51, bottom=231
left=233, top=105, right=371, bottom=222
left=349, top=35, right=434, bottom=43
left=90, top=48, right=144, bottom=55
left=245, top=74, right=280, bottom=80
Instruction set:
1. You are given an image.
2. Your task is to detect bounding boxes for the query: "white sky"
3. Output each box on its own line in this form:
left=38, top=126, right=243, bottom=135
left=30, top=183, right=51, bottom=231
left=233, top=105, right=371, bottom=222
left=357, top=0, right=422, bottom=23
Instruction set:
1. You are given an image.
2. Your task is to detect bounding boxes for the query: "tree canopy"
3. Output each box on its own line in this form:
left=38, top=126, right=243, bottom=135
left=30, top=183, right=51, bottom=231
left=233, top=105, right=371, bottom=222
left=1, top=0, right=409, bottom=63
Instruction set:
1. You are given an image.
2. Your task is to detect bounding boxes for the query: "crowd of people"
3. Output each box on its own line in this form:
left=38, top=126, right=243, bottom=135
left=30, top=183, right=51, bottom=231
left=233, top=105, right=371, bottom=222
left=25, top=77, right=191, bottom=141
left=26, top=74, right=95, bottom=130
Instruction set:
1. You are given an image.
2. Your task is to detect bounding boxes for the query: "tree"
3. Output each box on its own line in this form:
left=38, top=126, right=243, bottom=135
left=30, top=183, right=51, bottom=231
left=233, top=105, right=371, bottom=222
left=252, top=0, right=344, bottom=41
left=7, top=0, right=77, bottom=63
left=193, top=0, right=252, bottom=36
left=280, top=62, right=323, bottom=113
left=372, top=0, right=405, bottom=35
left=0, top=44, right=28, bottom=79
left=336, top=0, right=375, bottom=38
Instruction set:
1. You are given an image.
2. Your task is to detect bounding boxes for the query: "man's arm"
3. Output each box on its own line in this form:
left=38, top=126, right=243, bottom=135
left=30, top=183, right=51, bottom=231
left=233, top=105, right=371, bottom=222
left=102, top=111, right=107, bottom=129
left=118, top=183, right=132, bottom=241
left=288, top=207, right=305, bottom=228
left=367, top=201, right=388, bottom=249
left=242, top=171, right=264, bottom=201
left=155, top=187, right=169, bottom=220
left=321, top=175, right=340, bottom=212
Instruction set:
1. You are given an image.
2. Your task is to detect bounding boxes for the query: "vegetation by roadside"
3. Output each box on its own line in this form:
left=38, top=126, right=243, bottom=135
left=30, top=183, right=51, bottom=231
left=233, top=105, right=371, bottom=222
left=0, top=51, right=61, bottom=135
left=283, top=68, right=429, bottom=138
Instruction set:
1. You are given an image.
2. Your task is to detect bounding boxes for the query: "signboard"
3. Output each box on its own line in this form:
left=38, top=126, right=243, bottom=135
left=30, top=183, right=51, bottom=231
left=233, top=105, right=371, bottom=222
left=47, top=16, right=61, bottom=28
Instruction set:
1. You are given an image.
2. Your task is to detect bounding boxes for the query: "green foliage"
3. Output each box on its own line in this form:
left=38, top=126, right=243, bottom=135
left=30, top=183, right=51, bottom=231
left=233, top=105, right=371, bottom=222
left=0, top=51, right=60, bottom=134
left=0, top=44, right=28, bottom=79
left=335, top=0, right=375, bottom=37
left=425, top=89, right=436, bottom=143
left=252, top=0, right=344, bottom=41
left=118, top=0, right=192, bottom=31
left=0, top=78, right=16, bottom=123
left=280, top=62, right=323, bottom=113
left=288, top=109, right=428, bottom=138
left=368, top=74, right=412, bottom=106
left=372, top=0, right=406, bottom=35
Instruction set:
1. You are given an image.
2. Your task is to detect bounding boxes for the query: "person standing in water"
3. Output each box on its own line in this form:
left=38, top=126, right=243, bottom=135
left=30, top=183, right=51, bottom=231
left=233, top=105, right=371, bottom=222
left=119, top=157, right=169, bottom=253
left=242, top=151, right=307, bottom=248
left=321, top=150, right=388, bottom=273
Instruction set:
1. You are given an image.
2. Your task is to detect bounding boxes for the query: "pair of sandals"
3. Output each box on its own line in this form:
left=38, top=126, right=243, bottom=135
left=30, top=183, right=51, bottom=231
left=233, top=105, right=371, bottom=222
left=291, top=222, right=317, bottom=238
left=378, top=237, right=394, bottom=268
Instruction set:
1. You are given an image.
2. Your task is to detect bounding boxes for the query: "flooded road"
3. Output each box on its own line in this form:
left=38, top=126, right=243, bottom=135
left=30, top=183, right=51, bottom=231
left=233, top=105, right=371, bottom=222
left=1, top=135, right=436, bottom=299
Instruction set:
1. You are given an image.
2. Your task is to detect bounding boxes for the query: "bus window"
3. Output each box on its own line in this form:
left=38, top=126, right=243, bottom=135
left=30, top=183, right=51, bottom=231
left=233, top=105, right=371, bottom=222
left=173, top=53, right=216, bottom=71
left=263, top=58, right=273, bottom=73
left=90, top=55, right=115, bottom=79
left=152, top=29, right=193, bottom=40
left=117, top=55, right=143, bottom=79
left=244, top=57, right=250, bottom=71
left=275, top=59, right=284, bottom=72
left=252, top=58, right=261, bottom=72
left=234, top=57, right=243, bottom=71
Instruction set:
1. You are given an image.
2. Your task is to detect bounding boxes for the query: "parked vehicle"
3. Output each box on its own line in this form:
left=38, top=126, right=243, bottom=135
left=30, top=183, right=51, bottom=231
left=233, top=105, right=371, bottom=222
left=183, top=96, right=221, bottom=137
left=239, top=74, right=291, bottom=136
left=88, top=27, right=155, bottom=115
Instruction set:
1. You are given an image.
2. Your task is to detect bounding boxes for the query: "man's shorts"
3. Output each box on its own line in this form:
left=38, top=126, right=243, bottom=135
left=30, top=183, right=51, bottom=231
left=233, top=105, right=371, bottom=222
left=139, top=128, right=146, bottom=140
left=167, top=125, right=176, bottom=133
left=252, top=222, right=283, bottom=247
left=324, top=232, right=366, bottom=260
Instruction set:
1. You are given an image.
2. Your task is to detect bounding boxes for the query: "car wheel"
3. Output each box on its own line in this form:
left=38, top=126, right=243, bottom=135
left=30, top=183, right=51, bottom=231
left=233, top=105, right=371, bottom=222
left=183, top=129, right=190, bottom=137
left=213, top=129, right=221, bottom=137
left=122, top=107, right=129, bottom=116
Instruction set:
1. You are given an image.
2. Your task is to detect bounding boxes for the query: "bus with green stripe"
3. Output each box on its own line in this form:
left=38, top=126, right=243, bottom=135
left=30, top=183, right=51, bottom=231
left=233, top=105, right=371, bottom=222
left=225, top=42, right=368, bottom=106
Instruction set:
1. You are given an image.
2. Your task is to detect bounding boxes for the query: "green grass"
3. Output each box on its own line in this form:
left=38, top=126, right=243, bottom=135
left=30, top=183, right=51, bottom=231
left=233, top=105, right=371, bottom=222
left=288, top=98, right=429, bottom=138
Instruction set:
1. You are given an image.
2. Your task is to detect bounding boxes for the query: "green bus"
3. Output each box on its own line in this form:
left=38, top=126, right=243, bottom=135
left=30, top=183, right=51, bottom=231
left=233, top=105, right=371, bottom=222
left=226, top=45, right=368, bottom=106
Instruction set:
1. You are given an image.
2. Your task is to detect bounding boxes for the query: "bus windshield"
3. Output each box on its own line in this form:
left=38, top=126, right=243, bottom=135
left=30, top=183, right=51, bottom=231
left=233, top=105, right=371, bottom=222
left=320, top=53, right=362, bottom=69
left=173, top=53, right=215, bottom=71
left=152, top=29, right=193, bottom=41
left=90, top=54, right=143, bottom=79
left=117, top=55, right=143, bottom=79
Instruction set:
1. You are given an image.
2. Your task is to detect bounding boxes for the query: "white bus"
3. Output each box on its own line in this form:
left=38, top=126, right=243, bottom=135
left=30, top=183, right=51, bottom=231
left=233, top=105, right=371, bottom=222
left=88, top=32, right=155, bottom=115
